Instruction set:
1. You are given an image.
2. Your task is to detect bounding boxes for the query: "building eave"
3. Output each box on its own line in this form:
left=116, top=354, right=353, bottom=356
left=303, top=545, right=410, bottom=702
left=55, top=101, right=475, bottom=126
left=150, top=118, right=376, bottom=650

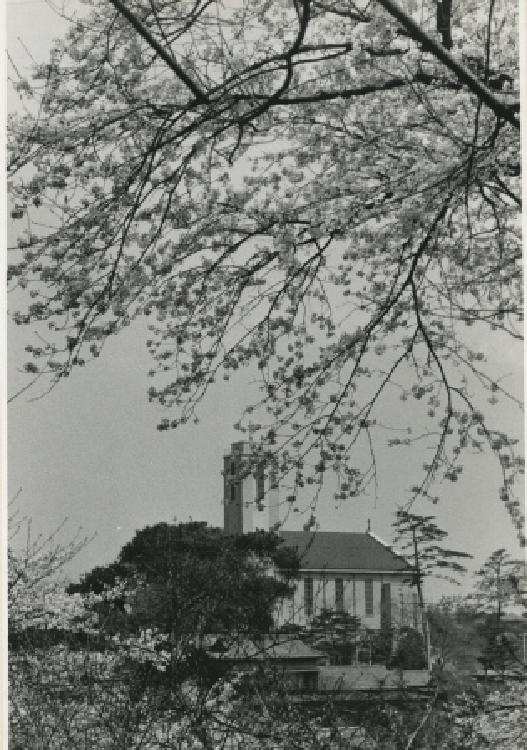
left=295, top=568, right=412, bottom=575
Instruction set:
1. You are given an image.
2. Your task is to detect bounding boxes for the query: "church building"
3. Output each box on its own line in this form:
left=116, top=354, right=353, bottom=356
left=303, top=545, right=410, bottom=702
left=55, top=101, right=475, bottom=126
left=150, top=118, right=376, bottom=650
left=223, top=441, right=420, bottom=631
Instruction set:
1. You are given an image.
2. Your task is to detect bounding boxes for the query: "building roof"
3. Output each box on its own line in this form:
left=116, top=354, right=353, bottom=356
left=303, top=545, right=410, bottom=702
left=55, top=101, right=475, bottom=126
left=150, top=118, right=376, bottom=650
left=278, top=531, right=410, bottom=572
left=208, top=637, right=327, bottom=662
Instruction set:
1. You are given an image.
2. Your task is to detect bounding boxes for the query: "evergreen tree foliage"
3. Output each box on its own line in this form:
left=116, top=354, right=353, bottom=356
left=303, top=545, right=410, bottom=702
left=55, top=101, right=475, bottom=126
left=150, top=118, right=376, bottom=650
left=68, top=521, right=299, bottom=635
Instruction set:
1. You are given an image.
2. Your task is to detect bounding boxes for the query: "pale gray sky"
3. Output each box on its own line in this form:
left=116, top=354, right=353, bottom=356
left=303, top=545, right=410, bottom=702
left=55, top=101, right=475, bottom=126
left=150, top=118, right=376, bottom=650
left=5, top=0, right=525, bottom=600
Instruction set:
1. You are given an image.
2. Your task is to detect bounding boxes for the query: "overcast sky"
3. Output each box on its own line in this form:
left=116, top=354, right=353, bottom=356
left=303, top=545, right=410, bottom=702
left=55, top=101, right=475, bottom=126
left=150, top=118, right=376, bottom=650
left=5, top=0, right=526, bottom=600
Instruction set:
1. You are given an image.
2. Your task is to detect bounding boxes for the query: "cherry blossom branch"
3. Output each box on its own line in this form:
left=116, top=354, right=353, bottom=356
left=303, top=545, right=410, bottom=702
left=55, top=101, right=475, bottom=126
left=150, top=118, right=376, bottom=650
left=107, top=0, right=209, bottom=104
left=376, top=0, right=520, bottom=129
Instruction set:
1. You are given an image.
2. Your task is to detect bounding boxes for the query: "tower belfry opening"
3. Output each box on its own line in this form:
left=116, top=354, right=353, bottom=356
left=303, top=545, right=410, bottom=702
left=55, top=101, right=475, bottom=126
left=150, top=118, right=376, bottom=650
left=223, top=441, right=279, bottom=535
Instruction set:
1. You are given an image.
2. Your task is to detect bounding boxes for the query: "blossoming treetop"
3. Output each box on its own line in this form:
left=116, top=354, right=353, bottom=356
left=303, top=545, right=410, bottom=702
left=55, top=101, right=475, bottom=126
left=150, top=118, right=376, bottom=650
left=8, top=0, right=523, bottom=533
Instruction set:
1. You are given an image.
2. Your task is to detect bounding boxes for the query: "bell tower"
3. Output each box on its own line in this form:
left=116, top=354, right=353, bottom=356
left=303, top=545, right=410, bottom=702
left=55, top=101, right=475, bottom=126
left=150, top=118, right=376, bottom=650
left=223, top=441, right=280, bottom=535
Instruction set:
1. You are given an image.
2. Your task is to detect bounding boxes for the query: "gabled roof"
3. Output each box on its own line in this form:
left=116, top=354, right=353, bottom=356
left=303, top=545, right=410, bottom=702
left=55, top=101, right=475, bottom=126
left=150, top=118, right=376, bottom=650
left=278, top=531, right=410, bottom=572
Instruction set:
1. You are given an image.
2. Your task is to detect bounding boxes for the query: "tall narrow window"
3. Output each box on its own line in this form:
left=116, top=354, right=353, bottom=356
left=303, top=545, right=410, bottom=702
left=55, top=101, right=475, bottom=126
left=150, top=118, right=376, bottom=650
left=223, top=456, right=232, bottom=501
left=399, top=590, right=405, bottom=626
left=255, top=462, right=265, bottom=502
left=365, top=579, right=374, bottom=617
left=335, top=578, right=344, bottom=612
left=412, top=592, right=419, bottom=629
left=381, top=583, right=391, bottom=630
left=304, top=577, right=314, bottom=618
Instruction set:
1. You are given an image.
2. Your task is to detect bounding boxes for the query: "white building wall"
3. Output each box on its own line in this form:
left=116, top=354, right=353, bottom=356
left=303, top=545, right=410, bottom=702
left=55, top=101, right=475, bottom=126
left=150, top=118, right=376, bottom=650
left=275, top=572, right=419, bottom=631
left=343, top=577, right=355, bottom=616
left=355, top=575, right=366, bottom=621
left=240, top=471, right=254, bottom=532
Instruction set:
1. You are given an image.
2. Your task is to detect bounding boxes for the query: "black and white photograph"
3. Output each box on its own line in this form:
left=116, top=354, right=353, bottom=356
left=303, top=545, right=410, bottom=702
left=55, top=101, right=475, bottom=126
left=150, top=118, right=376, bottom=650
left=4, top=1, right=526, bottom=747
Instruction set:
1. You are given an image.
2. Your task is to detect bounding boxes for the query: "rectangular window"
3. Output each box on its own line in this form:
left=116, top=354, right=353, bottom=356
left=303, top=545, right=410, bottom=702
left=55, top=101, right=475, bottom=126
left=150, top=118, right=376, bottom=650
left=304, top=577, right=314, bottom=618
left=335, top=578, right=344, bottom=612
left=381, top=583, right=391, bottom=630
left=412, top=592, right=419, bottom=629
left=365, top=579, right=374, bottom=617
left=256, top=462, right=265, bottom=502
left=223, top=457, right=231, bottom=501
left=399, top=590, right=406, bottom=626
left=230, top=482, right=237, bottom=502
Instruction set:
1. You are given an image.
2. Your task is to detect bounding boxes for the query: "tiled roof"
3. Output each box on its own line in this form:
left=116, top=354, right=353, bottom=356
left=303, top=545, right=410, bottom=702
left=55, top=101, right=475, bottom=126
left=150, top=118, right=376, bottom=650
left=278, top=531, right=410, bottom=572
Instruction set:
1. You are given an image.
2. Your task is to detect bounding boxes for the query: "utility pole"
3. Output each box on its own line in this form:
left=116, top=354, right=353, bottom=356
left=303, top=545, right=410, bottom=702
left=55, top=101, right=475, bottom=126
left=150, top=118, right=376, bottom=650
left=412, top=526, right=431, bottom=670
